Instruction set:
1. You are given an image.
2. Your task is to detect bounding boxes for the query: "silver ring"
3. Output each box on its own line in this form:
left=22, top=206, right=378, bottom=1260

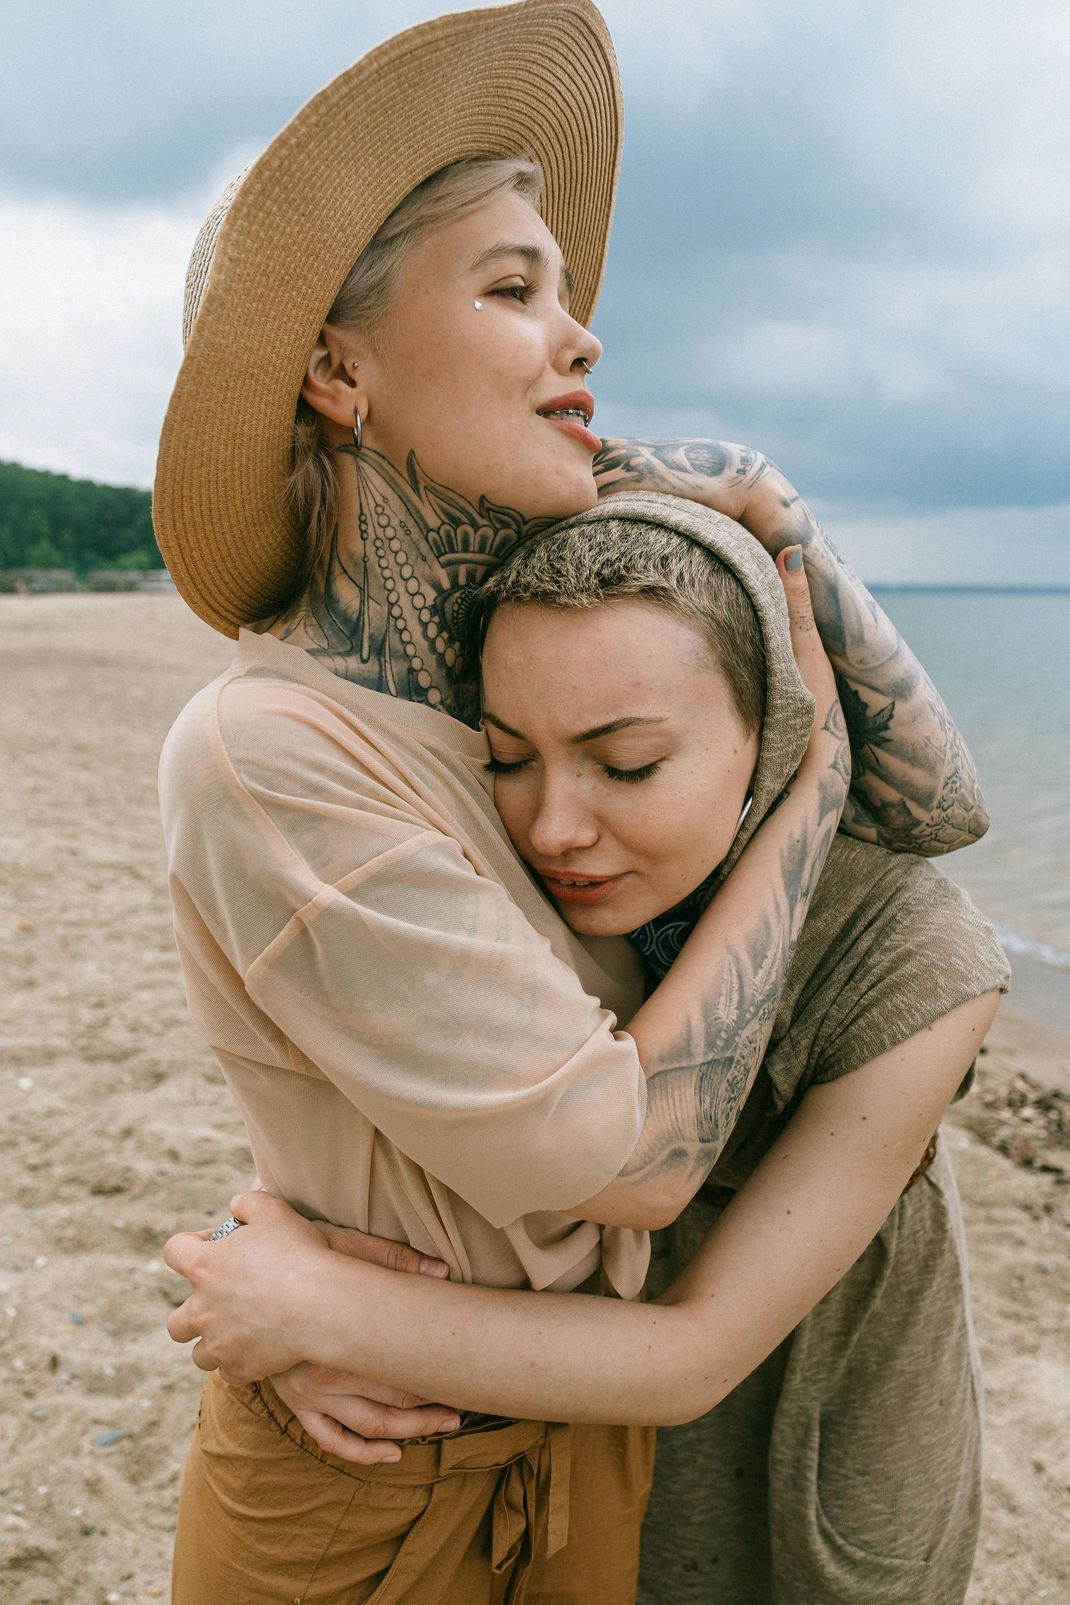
left=208, top=1215, right=244, bottom=1241
left=576, top=357, right=592, bottom=374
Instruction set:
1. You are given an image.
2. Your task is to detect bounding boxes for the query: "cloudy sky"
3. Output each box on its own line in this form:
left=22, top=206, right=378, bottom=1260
left=3, top=0, right=1067, bottom=582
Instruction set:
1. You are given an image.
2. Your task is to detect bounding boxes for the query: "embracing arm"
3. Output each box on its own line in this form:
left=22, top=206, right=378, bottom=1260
left=163, top=572, right=839, bottom=1253
left=595, top=440, right=989, bottom=856
left=564, top=549, right=848, bottom=1228
left=166, top=991, right=999, bottom=1419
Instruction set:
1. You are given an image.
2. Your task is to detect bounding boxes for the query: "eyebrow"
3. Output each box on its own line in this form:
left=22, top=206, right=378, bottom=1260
left=482, top=713, right=668, bottom=744
left=468, top=241, right=575, bottom=301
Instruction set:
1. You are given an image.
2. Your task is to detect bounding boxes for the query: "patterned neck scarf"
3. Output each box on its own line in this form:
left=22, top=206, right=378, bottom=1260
left=628, top=873, right=718, bottom=983
left=627, top=796, right=754, bottom=982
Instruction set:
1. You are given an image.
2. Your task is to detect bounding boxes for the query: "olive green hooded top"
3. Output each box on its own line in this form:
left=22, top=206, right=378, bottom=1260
left=549, top=493, right=1009, bottom=1605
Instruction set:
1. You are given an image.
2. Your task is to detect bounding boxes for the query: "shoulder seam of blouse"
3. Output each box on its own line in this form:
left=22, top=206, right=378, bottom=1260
left=245, top=829, right=443, bottom=983
left=201, top=672, right=447, bottom=975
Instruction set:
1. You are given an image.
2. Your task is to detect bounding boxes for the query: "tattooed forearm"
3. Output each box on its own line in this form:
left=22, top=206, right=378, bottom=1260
left=622, top=936, right=784, bottom=1188
left=838, top=685, right=991, bottom=853
left=621, top=766, right=846, bottom=1195
left=597, top=438, right=989, bottom=856
left=594, top=437, right=771, bottom=505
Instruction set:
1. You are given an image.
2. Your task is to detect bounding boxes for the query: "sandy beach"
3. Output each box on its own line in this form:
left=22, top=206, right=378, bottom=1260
left=2, top=592, right=1067, bottom=1605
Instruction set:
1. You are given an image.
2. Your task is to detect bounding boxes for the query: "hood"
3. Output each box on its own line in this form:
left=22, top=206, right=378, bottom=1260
left=556, top=490, right=815, bottom=889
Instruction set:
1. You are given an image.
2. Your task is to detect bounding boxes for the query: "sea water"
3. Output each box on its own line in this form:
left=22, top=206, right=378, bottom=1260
left=873, top=588, right=1070, bottom=1031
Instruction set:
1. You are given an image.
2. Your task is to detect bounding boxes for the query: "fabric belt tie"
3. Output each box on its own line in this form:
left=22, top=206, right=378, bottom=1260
left=259, top=1383, right=571, bottom=1604
left=480, top=1420, right=571, bottom=1600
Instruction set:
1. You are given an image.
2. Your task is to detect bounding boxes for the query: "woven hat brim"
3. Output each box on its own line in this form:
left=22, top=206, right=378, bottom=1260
left=153, top=0, right=623, bottom=637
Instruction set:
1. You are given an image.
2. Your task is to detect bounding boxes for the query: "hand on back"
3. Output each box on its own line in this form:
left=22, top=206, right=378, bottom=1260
left=164, top=1192, right=461, bottom=1463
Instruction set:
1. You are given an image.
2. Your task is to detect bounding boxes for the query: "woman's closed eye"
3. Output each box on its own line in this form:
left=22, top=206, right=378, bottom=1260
left=484, top=753, right=531, bottom=775
left=603, top=760, right=662, bottom=785
left=484, top=754, right=663, bottom=784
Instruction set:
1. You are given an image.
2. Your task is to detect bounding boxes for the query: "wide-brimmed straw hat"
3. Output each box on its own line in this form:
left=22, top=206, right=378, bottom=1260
left=153, top=0, right=623, bottom=637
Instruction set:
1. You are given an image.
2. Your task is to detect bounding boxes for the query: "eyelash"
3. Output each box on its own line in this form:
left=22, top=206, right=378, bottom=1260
left=491, top=282, right=537, bottom=304
left=484, top=756, right=663, bottom=785
left=606, top=761, right=662, bottom=784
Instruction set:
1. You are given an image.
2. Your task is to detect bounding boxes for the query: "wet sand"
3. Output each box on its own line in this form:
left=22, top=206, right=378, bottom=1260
left=2, top=593, right=1067, bottom=1603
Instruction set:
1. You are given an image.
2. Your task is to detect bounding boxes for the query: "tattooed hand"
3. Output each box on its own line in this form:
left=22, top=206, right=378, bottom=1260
left=594, top=437, right=772, bottom=523
left=595, top=437, right=989, bottom=857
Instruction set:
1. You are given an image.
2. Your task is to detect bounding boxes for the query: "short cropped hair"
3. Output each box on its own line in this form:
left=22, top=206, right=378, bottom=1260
left=471, top=517, right=767, bottom=735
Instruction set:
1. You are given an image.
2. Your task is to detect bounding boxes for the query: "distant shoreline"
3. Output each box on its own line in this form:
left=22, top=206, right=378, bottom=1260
left=870, top=584, right=1070, bottom=595
left=999, top=948, right=1070, bottom=1048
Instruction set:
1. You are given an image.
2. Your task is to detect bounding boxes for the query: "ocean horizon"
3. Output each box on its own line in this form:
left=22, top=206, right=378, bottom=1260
left=9, top=581, right=1068, bottom=1029
left=870, top=584, right=1070, bottom=594
left=869, top=587, right=1070, bottom=1034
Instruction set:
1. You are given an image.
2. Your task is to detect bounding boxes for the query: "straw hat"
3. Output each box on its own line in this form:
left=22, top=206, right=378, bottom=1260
left=153, top=0, right=623, bottom=637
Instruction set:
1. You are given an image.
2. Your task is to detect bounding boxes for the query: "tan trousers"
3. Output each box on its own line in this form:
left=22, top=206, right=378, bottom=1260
left=172, top=1372, right=654, bottom=1604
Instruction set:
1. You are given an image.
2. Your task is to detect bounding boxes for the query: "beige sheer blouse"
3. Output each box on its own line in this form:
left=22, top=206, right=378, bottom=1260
left=159, top=631, right=649, bottom=1297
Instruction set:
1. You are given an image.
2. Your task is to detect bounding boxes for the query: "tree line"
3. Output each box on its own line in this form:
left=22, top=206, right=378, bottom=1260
left=0, top=459, right=158, bottom=574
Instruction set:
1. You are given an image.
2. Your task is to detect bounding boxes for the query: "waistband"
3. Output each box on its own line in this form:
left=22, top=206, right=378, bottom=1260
left=256, top=1378, right=572, bottom=1590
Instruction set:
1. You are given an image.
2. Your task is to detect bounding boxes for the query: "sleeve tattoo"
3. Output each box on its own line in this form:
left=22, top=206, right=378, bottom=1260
left=595, top=437, right=989, bottom=857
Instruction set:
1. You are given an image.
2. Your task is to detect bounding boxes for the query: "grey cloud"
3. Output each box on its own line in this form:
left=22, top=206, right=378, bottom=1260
left=15, top=0, right=1059, bottom=231
left=2, top=0, right=1067, bottom=544
left=1, top=0, right=465, bottom=203
left=588, top=0, right=1070, bottom=513
left=593, top=216, right=1070, bottom=508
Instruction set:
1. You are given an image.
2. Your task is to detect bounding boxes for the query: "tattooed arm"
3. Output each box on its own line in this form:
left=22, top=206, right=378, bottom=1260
left=595, top=440, right=989, bottom=856
left=167, top=992, right=996, bottom=1417
left=567, top=550, right=849, bottom=1229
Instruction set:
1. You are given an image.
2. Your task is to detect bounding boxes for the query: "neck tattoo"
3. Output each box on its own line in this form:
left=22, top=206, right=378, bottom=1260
left=268, top=446, right=554, bottom=726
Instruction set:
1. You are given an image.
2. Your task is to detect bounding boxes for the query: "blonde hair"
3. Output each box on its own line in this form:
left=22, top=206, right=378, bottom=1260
left=471, top=519, right=768, bottom=735
left=288, top=155, right=544, bottom=579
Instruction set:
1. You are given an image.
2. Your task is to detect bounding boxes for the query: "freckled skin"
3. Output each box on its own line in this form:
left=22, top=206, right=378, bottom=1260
left=481, top=598, right=760, bottom=936
left=358, top=192, right=603, bottom=519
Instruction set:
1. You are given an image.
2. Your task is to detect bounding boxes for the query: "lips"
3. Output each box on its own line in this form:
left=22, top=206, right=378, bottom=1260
left=535, top=390, right=594, bottom=428
left=535, top=391, right=600, bottom=456
left=534, top=868, right=627, bottom=906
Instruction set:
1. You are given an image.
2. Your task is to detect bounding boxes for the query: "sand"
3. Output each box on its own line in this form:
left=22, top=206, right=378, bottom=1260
left=2, top=592, right=1067, bottom=1605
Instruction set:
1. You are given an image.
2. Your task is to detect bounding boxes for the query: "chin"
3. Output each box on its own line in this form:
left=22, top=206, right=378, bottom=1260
left=558, top=469, right=600, bottom=515
left=518, top=464, right=599, bottom=521
left=554, top=901, right=640, bottom=939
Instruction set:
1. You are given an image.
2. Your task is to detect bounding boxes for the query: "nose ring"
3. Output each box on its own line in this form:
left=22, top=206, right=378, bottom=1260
left=576, top=357, right=592, bottom=374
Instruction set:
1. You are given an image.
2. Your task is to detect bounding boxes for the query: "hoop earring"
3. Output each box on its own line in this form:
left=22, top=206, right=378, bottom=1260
left=352, top=407, right=363, bottom=451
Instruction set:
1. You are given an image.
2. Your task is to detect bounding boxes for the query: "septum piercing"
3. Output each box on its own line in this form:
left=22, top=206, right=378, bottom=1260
left=577, top=357, right=592, bottom=374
